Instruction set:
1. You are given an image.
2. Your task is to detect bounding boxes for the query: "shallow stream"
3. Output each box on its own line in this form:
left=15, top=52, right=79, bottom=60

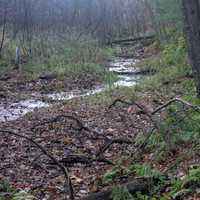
left=0, top=57, right=142, bottom=122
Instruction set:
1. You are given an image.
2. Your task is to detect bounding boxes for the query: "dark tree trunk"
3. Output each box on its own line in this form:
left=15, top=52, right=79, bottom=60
left=182, top=0, right=200, bottom=97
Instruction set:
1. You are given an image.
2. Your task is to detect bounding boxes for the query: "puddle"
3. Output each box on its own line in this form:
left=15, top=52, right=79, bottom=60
left=114, top=75, right=140, bottom=87
left=47, top=57, right=141, bottom=100
left=0, top=100, right=49, bottom=122
left=0, top=56, right=142, bottom=122
left=46, top=87, right=105, bottom=101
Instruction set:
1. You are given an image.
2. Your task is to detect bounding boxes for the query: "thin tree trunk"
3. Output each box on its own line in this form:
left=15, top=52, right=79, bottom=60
left=0, top=6, right=7, bottom=58
left=182, top=0, right=200, bottom=97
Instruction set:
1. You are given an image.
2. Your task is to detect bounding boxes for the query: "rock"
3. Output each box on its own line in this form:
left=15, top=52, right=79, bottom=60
left=39, top=73, right=57, bottom=80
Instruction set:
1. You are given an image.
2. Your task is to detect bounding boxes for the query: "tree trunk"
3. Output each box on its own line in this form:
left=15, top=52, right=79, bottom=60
left=182, top=0, right=200, bottom=97
left=0, top=5, right=7, bottom=59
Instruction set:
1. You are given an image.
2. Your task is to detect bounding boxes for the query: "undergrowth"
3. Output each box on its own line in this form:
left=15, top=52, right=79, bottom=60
left=136, top=35, right=191, bottom=91
left=106, top=163, right=200, bottom=199
left=101, top=35, right=200, bottom=200
left=0, top=33, right=116, bottom=83
left=0, top=179, right=34, bottom=200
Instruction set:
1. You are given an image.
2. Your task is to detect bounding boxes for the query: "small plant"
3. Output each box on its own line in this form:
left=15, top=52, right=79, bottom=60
left=103, top=166, right=130, bottom=184
left=112, top=186, right=134, bottom=200
left=0, top=179, right=15, bottom=193
left=0, top=179, right=15, bottom=200
left=167, top=167, right=200, bottom=199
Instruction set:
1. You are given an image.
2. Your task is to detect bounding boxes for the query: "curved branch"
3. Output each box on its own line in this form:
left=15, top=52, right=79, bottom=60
left=0, top=130, right=74, bottom=200
left=108, top=99, right=145, bottom=113
left=151, top=98, right=200, bottom=115
left=96, top=138, right=135, bottom=157
left=31, top=114, right=90, bottom=132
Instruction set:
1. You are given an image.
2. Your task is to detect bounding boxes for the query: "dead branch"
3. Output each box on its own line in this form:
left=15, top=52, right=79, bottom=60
left=80, top=177, right=153, bottom=200
left=108, top=35, right=155, bottom=45
left=31, top=114, right=90, bottom=132
left=96, top=138, right=135, bottom=157
left=31, top=114, right=108, bottom=141
left=0, top=130, right=74, bottom=200
left=52, top=154, right=114, bottom=166
left=108, top=99, right=146, bottom=114
left=109, top=98, right=159, bottom=129
left=134, top=98, right=200, bottom=155
left=151, top=98, right=200, bottom=115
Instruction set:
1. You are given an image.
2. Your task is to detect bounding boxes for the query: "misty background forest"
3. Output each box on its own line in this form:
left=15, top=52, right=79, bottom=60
left=1, top=0, right=200, bottom=200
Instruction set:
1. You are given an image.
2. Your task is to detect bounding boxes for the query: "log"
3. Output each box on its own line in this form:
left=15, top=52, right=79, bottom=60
left=112, top=69, right=156, bottom=76
left=109, top=35, right=155, bottom=45
left=39, top=73, right=57, bottom=80
left=80, top=178, right=153, bottom=200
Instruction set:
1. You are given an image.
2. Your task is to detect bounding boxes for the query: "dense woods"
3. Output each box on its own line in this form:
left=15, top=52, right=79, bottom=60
left=1, top=0, right=200, bottom=200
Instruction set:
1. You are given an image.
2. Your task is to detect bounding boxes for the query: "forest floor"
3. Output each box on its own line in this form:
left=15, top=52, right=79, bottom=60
left=0, top=68, right=104, bottom=100
left=0, top=45, right=200, bottom=200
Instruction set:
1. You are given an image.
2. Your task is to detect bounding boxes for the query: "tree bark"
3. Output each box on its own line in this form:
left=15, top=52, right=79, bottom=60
left=182, top=0, right=200, bottom=97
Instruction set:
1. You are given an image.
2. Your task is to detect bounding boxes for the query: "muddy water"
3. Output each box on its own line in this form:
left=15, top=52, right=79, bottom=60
left=48, top=57, right=140, bottom=100
left=0, top=100, right=49, bottom=122
left=0, top=57, right=141, bottom=122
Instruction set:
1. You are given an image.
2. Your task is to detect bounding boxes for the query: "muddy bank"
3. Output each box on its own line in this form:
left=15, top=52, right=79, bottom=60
left=0, top=71, right=103, bottom=96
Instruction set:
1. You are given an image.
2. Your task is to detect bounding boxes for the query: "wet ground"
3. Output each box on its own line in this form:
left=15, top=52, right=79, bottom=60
left=0, top=56, right=142, bottom=122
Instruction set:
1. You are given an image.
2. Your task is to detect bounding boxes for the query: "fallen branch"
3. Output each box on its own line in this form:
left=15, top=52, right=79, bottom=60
left=96, top=138, right=135, bottom=157
left=151, top=98, right=200, bottom=115
left=53, top=154, right=114, bottom=166
left=31, top=114, right=90, bottom=132
left=0, top=130, right=74, bottom=200
left=31, top=114, right=108, bottom=141
left=108, top=99, right=145, bottom=113
left=80, top=177, right=153, bottom=200
left=132, top=97, right=200, bottom=156
left=108, top=35, right=155, bottom=45
left=109, top=98, right=159, bottom=128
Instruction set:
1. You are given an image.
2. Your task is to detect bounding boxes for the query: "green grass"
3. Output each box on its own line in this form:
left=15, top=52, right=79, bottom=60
left=76, top=86, right=137, bottom=106
left=135, top=36, right=191, bottom=91
left=0, top=34, right=117, bottom=83
left=98, top=36, right=200, bottom=200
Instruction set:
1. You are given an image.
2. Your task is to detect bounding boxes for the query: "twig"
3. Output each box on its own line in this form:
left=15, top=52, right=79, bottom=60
left=0, top=130, right=74, bottom=200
